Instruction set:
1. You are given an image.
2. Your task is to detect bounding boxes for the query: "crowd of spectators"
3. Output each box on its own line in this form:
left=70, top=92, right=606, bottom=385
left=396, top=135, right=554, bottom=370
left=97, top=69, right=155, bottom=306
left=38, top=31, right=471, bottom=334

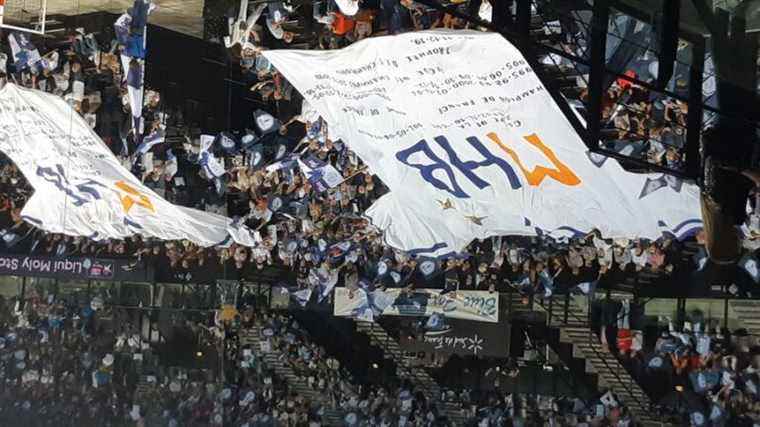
left=247, top=309, right=457, bottom=425
left=233, top=307, right=644, bottom=426
left=2, top=0, right=760, bottom=302
left=530, top=2, right=694, bottom=170
left=0, top=285, right=159, bottom=425
left=0, top=274, right=652, bottom=427
left=458, top=391, right=636, bottom=427
left=2, top=1, right=760, bottom=426
left=255, top=310, right=347, bottom=402
left=0, top=280, right=339, bottom=426
left=135, top=325, right=307, bottom=426
left=593, top=300, right=760, bottom=426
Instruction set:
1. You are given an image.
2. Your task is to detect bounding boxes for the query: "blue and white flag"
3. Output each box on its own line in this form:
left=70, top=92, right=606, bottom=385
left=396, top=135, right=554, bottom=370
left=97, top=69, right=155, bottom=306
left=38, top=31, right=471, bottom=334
left=740, top=254, right=760, bottom=283
left=417, top=257, right=440, bottom=278
left=298, top=155, right=343, bottom=193
left=306, top=118, right=326, bottom=143
left=265, top=153, right=298, bottom=174
left=8, top=32, right=41, bottom=71
left=328, top=240, right=354, bottom=260
left=309, top=267, right=338, bottom=303
left=241, top=131, right=258, bottom=149
left=124, top=56, right=145, bottom=144
left=513, top=274, right=531, bottom=291
left=217, top=132, right=239, bottom=155
left=375, top=258, right=391, bottom=277
left=693, top=248, right=708, bottom=272
left=273, top=139, right=290, bottom=161
left=246, top=143, right=266, bottom=169
left=690, top=412, right=706, bottom=427
left=121, top=1, right=154, bottom=146
left=165, top=149, right=178, bottom=180
left=134, top=129, right=165, bottom=156
left=575, top=281, right=595, bottom=295
left=292, top=288, right=313, bottom=307
left=268, top=194, right=286, bottom=212
left=349, top=288, right=396, bottom=322
left=0, top=227, right=33, bottom=249
left=253, top=109, right=280, bottom=136
left=124, top=0, right=152, bottom=59
left=355, top=305, right=375, bottom=322
left=371, top=289, right=396, bottom=312
left=538, top=270, right=554, bottom=297
left=709, top=403, right=724, bottom=424
left=425, top=312, right=447, bottom=331
left=114, top=13, right=132, bottom=46
left=199, top=135, right=226, bottom=179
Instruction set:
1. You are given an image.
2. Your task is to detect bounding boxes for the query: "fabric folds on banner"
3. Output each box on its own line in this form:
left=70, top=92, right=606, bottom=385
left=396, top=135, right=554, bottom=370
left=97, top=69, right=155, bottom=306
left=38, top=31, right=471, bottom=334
left=0, top=84, right=256, bottom=247
left=333, top=288, right=499, bottom=323
left=264, top=30, right=702, bottom=257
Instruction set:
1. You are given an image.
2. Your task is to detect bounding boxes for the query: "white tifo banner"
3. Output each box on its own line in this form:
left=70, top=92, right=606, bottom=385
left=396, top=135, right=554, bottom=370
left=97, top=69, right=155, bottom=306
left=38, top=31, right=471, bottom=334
left=334, top=288, right=499, bottom=323
left=0, top=84, right=255, bottom=247
left=265, top=30, right=702, bottom=257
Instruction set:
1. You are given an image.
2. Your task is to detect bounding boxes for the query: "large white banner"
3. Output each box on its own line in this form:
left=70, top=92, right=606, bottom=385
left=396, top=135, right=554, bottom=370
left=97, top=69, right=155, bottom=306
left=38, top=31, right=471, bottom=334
left=334, top=288, right=499, bottom=323
left=0, top=84, right=255, bottom=247
left=265, top=30, right=702, bottom=257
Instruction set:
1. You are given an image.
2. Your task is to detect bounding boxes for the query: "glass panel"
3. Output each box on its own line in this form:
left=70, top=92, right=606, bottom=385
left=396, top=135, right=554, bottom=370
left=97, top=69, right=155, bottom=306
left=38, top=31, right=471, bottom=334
left=90, top=280, right=120, bottom=306
left=119, top=282, right=152, bottom=308
left=56, top=279, right=89, bottom=307
left=530, top=1, right=594, bottom=120
left=600, top=87, right=689, bottom=170
left=531, top=0, right=594, bottom=62
left=684, top=299, right=727, bottom=333
left=643, top=298, right=679, bottom=319
left=216, top=280, right=239, bottom=306
left=156, top=283, right=184, bottom=309
left=24, top=277, right=56, bottom=302
left=184, top=284, right=215, bottom=310
left=0, top=276, right=23, bottom=299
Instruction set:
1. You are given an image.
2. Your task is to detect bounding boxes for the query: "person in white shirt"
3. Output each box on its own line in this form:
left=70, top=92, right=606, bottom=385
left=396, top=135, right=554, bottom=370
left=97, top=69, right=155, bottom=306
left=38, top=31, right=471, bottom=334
left=630, top=241, right=649, bottom=271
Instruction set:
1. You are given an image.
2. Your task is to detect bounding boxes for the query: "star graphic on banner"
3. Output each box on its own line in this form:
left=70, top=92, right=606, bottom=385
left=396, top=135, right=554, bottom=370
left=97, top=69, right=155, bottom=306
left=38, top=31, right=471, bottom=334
left=638, top=174, right=683, bottom=199
left=465, top=215, right=487, bottom=226
left=467, top=334, right=484, bottom=355
left=436, top=198, right=455, bottom=210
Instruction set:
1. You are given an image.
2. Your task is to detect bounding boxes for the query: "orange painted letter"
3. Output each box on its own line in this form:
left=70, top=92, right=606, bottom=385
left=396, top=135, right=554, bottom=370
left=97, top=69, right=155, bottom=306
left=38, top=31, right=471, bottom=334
left=486, top=132, right=581, bottom=187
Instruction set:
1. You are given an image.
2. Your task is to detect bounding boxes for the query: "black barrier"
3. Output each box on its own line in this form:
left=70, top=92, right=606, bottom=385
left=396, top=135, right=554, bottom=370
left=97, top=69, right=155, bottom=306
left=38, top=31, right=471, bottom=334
left=0, top=254, right=149, bottom=282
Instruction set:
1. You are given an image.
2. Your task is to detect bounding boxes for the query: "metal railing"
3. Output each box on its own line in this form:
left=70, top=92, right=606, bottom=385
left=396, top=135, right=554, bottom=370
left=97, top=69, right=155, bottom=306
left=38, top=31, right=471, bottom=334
left=357, top=322, right=468, bottom=422
left=530, top=291, right=654, bottom=420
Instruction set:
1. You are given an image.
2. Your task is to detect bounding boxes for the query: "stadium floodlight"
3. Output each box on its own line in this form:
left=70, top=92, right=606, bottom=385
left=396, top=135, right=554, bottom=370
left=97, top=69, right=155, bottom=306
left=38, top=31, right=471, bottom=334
left=0, top=0, right=48, bottom=36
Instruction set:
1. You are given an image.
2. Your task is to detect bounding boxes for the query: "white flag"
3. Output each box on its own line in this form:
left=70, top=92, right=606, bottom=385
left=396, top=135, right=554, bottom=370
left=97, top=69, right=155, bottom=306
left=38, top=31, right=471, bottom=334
left=135, top=129, right=165, bottom=156
left=8, top=32, right=41, bottom=70
left=199, top=134, right=226, bottom=178
left=292, top=288, right=313, bottom=307
left=264, top=30, right=702, bottom=257
left=0, top=84, right=256, bottom=247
